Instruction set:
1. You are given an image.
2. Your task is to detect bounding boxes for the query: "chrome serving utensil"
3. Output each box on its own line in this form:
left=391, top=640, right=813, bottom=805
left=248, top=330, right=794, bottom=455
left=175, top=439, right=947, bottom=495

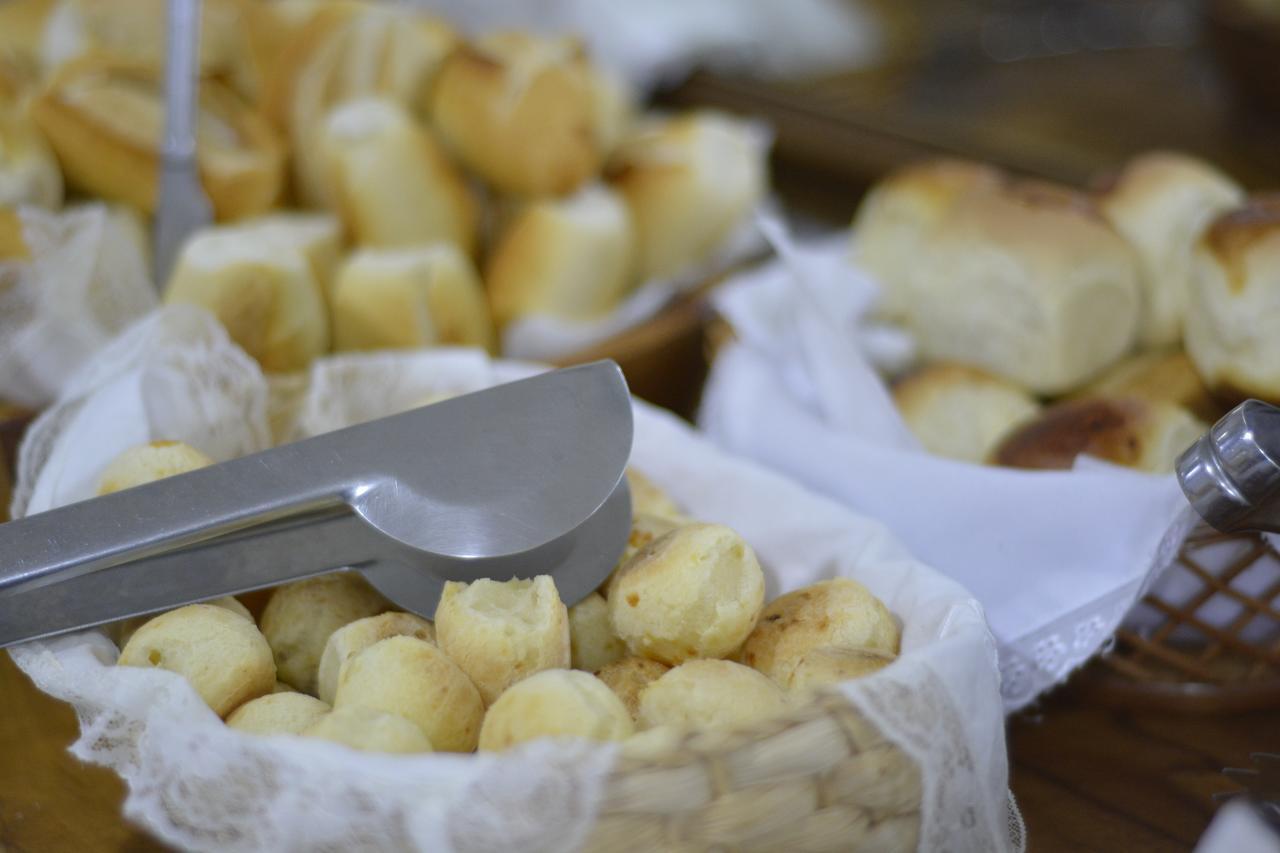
left=0, top=362, right=633, bottom=647
left=1177, top=400, right=1280, bottom=535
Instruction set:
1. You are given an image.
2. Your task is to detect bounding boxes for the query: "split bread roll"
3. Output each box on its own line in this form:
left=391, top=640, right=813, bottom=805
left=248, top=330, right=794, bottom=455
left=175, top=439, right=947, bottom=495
left=904, top=180, right=1141, bottom=394
left=431, top=32, right=602, bottom=196
left=1185, top=196, right=1280, bottom=402
left=991, top=396, right=1207, bottom=473
left=303, top=705, right=433, bottom=753
left=478, top=669, right=634, bottom=751
left=637, top=659, right=788, bottom=731
left=97, top=440, right=213, bottom=495
left=331, top=244, right=494, bottom=352
left=163, top=221, right=330, bottom=372
left=0, top=111, right=62, bottom=208
left=484, top=183, right=634, bottom=328
left=226, top=692, right=330, bottom=736
left=892, top=363, right=1041, bottom=464
left=317, top=97, right=477, bottom=253
left=608, top=111, right=767, bottom=281
left=595, top=656, right=670, bottom=723
left=31, top=57, right=284, bottom=220
left=1077, top=349, right=1224, bottom=424
left=1097, top=151, right=1244, bottom=348
left=118, top=604, right=276, bottom=718
left=316, top=611, right=434, bottom=705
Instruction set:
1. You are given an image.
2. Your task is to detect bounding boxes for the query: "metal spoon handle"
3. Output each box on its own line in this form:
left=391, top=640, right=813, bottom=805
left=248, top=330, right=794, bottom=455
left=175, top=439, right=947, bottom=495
left=1177, top=399, right=1280, bottom=534
left=162, top=0, right=201, bottom=161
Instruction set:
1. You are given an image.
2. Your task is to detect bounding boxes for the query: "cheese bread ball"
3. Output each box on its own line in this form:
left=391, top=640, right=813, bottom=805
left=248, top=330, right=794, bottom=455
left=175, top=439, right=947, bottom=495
left=740, top=579, right=900, bottom=684
left=608, top=524, right=765, bottom=665
left=97, top=441, right=213, bottom=495
left=784, top=647, right=896, bottom=697
left=601, top=514, right=684, bottom=599
left=303, top=705, right=433, bottom=754
left=334, top=635, right=483, bottom=752
left=118, top=604, right=276, bottom=718
left=595, top=656, right=670, bottom=723
left=625, top=468, right=686, bottom=523
left=260, top=573, right=388, bottom=694
left=226, top=691, right=330, bottom=735
left=638, top=659, right=787, bottom=731
left=317, top=611, right=434, bottom=704
left=568, top=593, right=626, bottom=673
left=434, top=576, right=570, bottom=706
left=478, top=669, right=634, bottom=751
left=113, top=596, right=252, bottom=649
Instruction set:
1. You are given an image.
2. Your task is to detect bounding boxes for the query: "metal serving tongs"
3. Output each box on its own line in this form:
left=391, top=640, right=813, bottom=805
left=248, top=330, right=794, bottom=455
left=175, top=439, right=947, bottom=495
left=0, top=362, right=633, bottom=647
left=1178, top=399, right=1280, bottom=535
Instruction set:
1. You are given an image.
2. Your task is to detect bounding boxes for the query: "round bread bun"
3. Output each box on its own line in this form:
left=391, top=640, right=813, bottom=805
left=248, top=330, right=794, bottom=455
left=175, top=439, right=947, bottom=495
left=113, top=595, right=252, bottom=650
left=317, top=97, right=478, bottom=253
left=608, top=523, right=765, bottom=665
left=302, top=705, right=432, bottom=754
left=568, top=592, right=626, bottom=673
left=637, top=659, right=787, bottom=731
left=1075, top=349, right=1225, bottom=424
left=608, top=111, right=767, bottom=281
left=1185, top=196, right=1280, bottom=403
left=850, top=159, right=1004, bottom=321
left=226, top=691, right=330, bottom=735
left=331, top=243, right=494, bottom=352
left=595, top=656, right=670, bottom=723
left=1097, top=151, right=1244, bottom=348
left=431, top=31, right=601, bottom=196
left=333, top=635, right=483, bottom=752
left=990, top=396, right=1206, bottom=474
left=434, top=575, right=570, bottom=706
left=259, top=573, right=388, bottom=694
left=316, top=611, right=434, bottom=705
left=97, top=440, right=213, bottom=496
left=478, top=669, right=634, bottom=751
left=600, top=514, right=685, bottom=599
left=0, top=110, right=62, bottom=209
left=740, top=579, right=900, bottom=685
left=784, top=647, right=896, bottom=697
left=118, top=603, right=276, bottom=718
left=892, top=363, right=1041, bottom=464
left=485, top=183, right=635, bottom=329
left=624, top=468, right=685, bottom=523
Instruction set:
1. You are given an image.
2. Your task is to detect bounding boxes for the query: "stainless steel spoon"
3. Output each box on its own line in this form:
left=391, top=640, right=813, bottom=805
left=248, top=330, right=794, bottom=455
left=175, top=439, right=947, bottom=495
left=1178, top=399, right=1280, bottom=535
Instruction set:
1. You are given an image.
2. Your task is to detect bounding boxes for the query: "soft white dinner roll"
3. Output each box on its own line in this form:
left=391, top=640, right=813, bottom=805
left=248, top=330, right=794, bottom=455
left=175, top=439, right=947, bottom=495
left=0, top=111, right=62, bottom=208
left=97, top=440, right=213, bottom=495
left=226, top=691, right=330, bottom=735
left=740, top=578, right=900, bottom=684
left=163, top=224, right=329, bottom=372
left=609, top=111, right=767, bottom=281
left=303, top=705, right=432, bottom=754
left=331, top=244, right=494, bottom=352
left=1185, top=197, right=1280, bottom=402
left=784, top=647, right=896, bottom=697
left=113, top=596, right=251, bottom=650
left=1098, top=151, right=1244, bottom=348
left=609, top=523, right=765, bottom=665
left=334, top=635, right=483, bottom=752
left=478, top=669, right=634, bottom=751
left=1077, top=349, right=1223, bottom=424
left=906, top=180, right=1142, bottom=394
left=259, top=573, right=387, bottom=694
left=892, top=363, right=1041, bottom=464
left=850, top=159, right=1004, bottom=321
left=991, top=396, right=1207, bottom=474
left=568, top=593, right=626, bottom=673
left=316, top=611, right=434, bottom=705
left=118, top=604, right=276, bottom=718
left=225, top=212, right=343, bottom=304
left=434, top=575, right=570, bottom=706
left=431, top=31, right=601, bottom=196
left=485, top=183, right=635, bottom=329
left=595, top=656, right=670, bottom=723
left=624, top=468, right=685, bottom=523
left=317, top=97, right=478, bottom=253
left=637, top=659, right=787, bottom=731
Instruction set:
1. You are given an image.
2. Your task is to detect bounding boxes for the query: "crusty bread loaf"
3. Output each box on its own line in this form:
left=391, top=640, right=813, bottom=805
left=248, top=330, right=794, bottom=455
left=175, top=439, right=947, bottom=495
left=850, top=159, right=1004, bottom=320
left=892, top=363, right=1041, bottom=464
left=485, top=183, right=634, bottom=328
left=1098, top=151, right=1244, bottom=348
left=316, top=611, right=434, bottom=705
left=637, top=659, right=787, bottom=731
left=226, top=691, right=330, bottom=736
left=1076, top=349, right=1225, bottom=424
left=905, top=180, right=1142, bottom=394
left=32, top=57, right=284, bottom=220
left=0, top=110, right=62, bottom=208
left=991, top=396, right=1207, bottom=473
left=431, top=31, right=601, bottom=196
left=331, top=243, right=494, bottom=352
left=478, top=669, right=634, bottom=751
left=1185, top=196, right=1280, bottom=402
left=97, top=440, right=213, bottom=495
left=596, top=656, right=670, bottom=723
left=303, top=704, right=433, bottom=753
left=608, top=111, right=766, bottom=281
left=568, top=592, right=626, bottom=673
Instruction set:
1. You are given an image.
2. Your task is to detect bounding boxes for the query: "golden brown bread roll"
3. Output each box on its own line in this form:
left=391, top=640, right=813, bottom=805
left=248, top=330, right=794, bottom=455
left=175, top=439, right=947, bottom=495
left=1185, top=196, right=1280, bottom=403
left=316, top=611, right=434, bottom=705
left=232, top=212, right=343, bottom=304
left=484, top=183, right=635, bottom=329
left=784, top=647, right=895, bottom=696
left=990, top=396, right=1207, bottom=473
left=112, top=596, right=251, bottom=651
left=303, top=705, right=433, bottom=753
left=892, top=363, right=1041, bottom=464
left=0, top=110, right=62, bottom=209
left=850, top=159, right=1004, bottom=320
left=1097, top=151, right=1244, bottom=348
left=608, top=111, right=767, bottom=281
left=478, top=669, right=634, bottom=751
left=431, top=31, right=601, bottom=197
left=637, top=659, right=788, bottom=731
left=32, top=57, right=285, bottom=220
left=226, top=691, right=330, bottom=736
left=1076, top=349, right=1225, bottom=424
left=905, top=180, right=1142, bottom=394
